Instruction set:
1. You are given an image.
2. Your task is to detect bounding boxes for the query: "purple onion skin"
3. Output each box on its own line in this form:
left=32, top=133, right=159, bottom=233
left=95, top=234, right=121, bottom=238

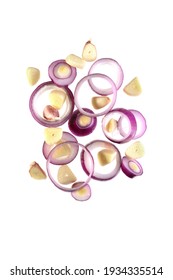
left=68, top=108, right=97, bottom=136
left=121, top=156, right=143, bottom=178
left=29, top=81, right=74, bottom=127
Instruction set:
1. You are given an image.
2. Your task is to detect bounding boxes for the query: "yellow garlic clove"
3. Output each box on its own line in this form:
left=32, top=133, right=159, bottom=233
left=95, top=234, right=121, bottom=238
left=82, top=41, right=97, bottom=62
left=26, top=67, right=40, bottom=85
left=123, top=77, right=142, bottom=96
left=106, top=118, right=118, bottom=132
left=29, top=162, right=47, bottom=179
left=91, top=96, right=110, bottom=109
left=44, top=127, right=63, bottom=145
left=125, top=141, right=145, bottom=159
left=97, top=149, right=116, bottom=166
left=57, top=165, right=77, bottom=185
left=49, top=89, right=66, bottom=109
left=65, top=54, right=85, bottom=69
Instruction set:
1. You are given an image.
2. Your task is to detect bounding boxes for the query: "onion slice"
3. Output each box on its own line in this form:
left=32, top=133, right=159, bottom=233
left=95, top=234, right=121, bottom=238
left=42, top=132, right=78, bottom=164
left=46, top=141, right=94, bottom=192
left=29, top=81, right=74, bottom=127
left=88, top=58, right=124, bottom=94
left=102, top=108, right=137, bottom=143
left=71, top=182, right=91, bottom=201
left=81, top=140, right=121, bottom=181
left=48, top=59, right=77, bottom=86
left=74, top=73, right=117, bottom=117
left=68, top=108, right=97, bottom=136
left=121, top=156, right=143, bottom=178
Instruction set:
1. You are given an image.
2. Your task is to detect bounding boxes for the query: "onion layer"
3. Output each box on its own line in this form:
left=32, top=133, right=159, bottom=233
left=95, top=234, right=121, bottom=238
left=29, top=81, right=74, bottom=127
left=102, top=108, right=137, bottom=143
left=121, top=156, right=143, bottom=178
left=81, top=140, right=121, bottom=181
left=74, top=73, right=117, bottom=117
left=48, top=59, right=77, bottom=86
left=68, top=108, right=97, bottom=136
left=46, top=141, right=94, bottom=192
left=71, top=182, right=91, bottom=201
left=88, top=58, right=124, bottom=94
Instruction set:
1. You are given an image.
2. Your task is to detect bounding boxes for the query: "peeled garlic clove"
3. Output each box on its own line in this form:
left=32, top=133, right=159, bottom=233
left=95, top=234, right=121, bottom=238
left=91, top=96, right=110, bottom=109
left=65, top=54, right=85, bottom=69
left=97, top=149, right=116, bottom=166
left=82, top=40, right=97, bottom=62
left=44, top=127, right=62, bottom=145
left=58, top=165, right=77, bottom=185
left=43, top=105, right=59, bottom=120
left=106, top=118, right=118, bottom=132
left=52, top=143, right=71, bottom=159
left=78, top=115, right=92, bottom=127
left=29, top=162, right=47, bottom=179
left=123, top=77, right=142, bottom=96
left=26, top=67, right=40, bottom=85
left=125, top=141, right=145, bottom=159
left=49, top=89, right=66, bottom=109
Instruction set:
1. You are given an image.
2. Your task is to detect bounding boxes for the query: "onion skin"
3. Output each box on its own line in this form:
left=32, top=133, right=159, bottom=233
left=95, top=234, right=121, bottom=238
left=121, top=156, right=143, bottom=178
left=129, top=109, right=147, bottom=139
left=68, top=108, right=97, bottom=136
left=29, top=81, right=74, bottom=127
left=48, top=59, right=77, bottom=86
left=102, top=108, right=137, bottom=143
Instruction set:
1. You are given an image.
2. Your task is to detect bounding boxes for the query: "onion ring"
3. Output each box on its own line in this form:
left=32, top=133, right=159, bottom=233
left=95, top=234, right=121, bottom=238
left=121, top=156, right=143, bottom=178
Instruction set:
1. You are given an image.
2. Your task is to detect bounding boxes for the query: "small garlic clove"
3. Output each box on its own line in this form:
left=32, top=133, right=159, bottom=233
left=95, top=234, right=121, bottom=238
left=58, top=165, right=77, bottom=185
left=44, top=127, right=63, bottom=145
left=29, top=162, right=47, bottom=179
left=26, top=67, right=40, bottom=85
left=52, top=143, right=71, bottom=159
left=43, top=105, right=59, bottom=120
left=65, top=54, right=85, bottom=69
left=125, top=141, right=145, bottom=159
left=106, top=118, right=118, bottom=132
left=123, top=77, right=142, bottom=96
left=49, top=89, right=66, bottom=109
left=97, top=149, right=116, bottom=166
left=78, top=115, right=92, bottom=127
left=82, top=40, right=97, bottom=62
left=91, top=96, right=110, bottom=109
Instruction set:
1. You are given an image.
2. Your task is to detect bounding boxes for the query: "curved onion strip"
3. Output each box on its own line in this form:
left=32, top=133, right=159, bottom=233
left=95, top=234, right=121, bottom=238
left=74, top=73, right=117, bottom=117
left=29, top=81, right=74, bottom=127
left=48, top=59, right=77, bottom=86
left=102, top=108, right=137, bottom=143
left=71, top=182, right=91, bottom=201
left=42, top=132, right=78, bottom=164
left=81, top=140, right=121, bottom=181
left=88, top=58, right=124, bottom=94
left=121, top=156, right=143, bottom=178
left=46, top=141, right=94, bottom=192
left=68, top=108, right=97, bottom=136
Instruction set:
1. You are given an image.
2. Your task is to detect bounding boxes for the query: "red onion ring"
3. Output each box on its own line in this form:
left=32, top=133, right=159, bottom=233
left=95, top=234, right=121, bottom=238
left=88, top=58, right=124, bottom=94
left=46, top=141, right=94, bottom=192
left=29, top=81, right=74, bottom=127
left=121, top=156, right=143, bottom=178
left=102, top=108, right=137, bottom=143
left=68, top=108, right=97, bottom=136
left=81, top=140, right=121, bottom=181
left=74, top=73, right=117, bottom=117
left=71, top=182, right=91, bottom=201
left=48, top=59, right=77, bottom=86
left=42, top=132, right=78, bottom=164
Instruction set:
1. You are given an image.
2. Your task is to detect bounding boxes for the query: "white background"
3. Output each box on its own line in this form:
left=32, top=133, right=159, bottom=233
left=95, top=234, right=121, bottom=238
left=0, top=0, right=172, bottom=279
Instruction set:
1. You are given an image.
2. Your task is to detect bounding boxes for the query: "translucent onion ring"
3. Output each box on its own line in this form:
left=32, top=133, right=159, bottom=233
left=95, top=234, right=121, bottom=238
left=88, top=58, right=124, bottom=94
left=42, top=132, right=78, bottom=164
left=81, top=140, right=121, bottom=181
left=121, top=156, right=143, bottom=178
left=46, top=141, right=94, bottom=192
left=74, top=73, right=117, bottom=117
left=29, top=81, right=74, bottom=127
left=48, top=59, right=77, bottom=86
left=102, top=108, right=137, bottom=143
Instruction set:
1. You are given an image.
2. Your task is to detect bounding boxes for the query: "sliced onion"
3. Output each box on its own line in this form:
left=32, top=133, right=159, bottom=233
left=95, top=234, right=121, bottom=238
left=48, top=59, right=77, bottom=86
left=102, top=108, right=137, bottom=143
left=81, top=140, right=121, bottom=181
left=71, top=182, right=91, bottom=201
left=46, top=141, right=94, bottom=192
left=42, top=132, right=78, bottom=164
left=74, top=73, right=117, bottom=117
left=88, top=58, right=124, bottom=94
left=68, top=108, right=97, bottom=136
left=29, top=81, right=74, bottom=127
left=121, top=156, right=143, bottom=178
